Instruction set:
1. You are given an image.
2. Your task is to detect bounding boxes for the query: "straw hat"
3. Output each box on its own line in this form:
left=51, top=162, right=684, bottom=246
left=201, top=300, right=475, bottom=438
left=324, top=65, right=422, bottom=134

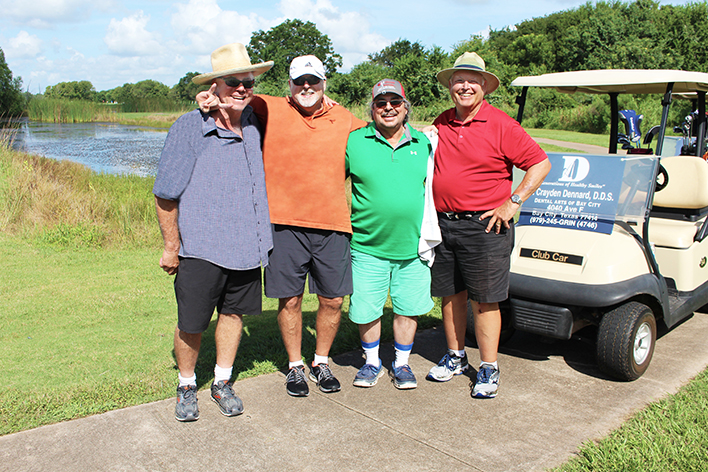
left=436, top=52, right=500, bottom=93
left=192, top=43, right=274, bottom=85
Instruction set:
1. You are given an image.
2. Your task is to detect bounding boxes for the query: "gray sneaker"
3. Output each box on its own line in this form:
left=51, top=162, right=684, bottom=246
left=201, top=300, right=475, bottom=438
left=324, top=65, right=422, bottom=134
left=391, top=363, right=417, bottom=390
left=426, top=350, right=469, bottom=382
left=211, top=380, right=244, bottom=416
left=471, top=364, right=500, bottom=398
left=175, top=385, right=199, bottom=422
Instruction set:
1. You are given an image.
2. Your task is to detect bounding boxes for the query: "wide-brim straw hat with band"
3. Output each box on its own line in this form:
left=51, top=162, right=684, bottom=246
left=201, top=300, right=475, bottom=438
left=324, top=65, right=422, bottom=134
left=192, top=43, right=274, bottom=85
left=436, top=52, right=500, bottom=94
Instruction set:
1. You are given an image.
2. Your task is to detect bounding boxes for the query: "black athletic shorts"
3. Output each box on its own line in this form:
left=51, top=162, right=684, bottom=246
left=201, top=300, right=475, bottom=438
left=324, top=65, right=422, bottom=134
left=264, top=225, right=352, bottom=299
left=431, top=215, right=514, bottom=304
left=174, top=257, right=262, bottom=334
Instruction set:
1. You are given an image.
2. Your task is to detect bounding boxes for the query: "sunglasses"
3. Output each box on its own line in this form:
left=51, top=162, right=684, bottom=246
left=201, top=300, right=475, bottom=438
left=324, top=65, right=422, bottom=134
left=374, top=98, right=404, bottom=109
left=223, top=77, right=255, bottom=89
left=292, top=75, right=322, bottom=86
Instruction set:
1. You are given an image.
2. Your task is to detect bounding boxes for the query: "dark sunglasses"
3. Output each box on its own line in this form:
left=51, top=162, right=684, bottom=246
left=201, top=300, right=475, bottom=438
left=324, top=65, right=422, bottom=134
left=292, top=75, right=322, bottom=86
left=223, top=77, right=255, bottom=89
left=374, top=98, right=404, bottom=109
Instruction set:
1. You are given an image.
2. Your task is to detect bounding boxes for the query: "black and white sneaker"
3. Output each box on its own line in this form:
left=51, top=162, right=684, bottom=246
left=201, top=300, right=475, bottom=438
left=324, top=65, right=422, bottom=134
left=285, top=365, right=309, bottom=397
left=309, top=363, right=341, bottom=393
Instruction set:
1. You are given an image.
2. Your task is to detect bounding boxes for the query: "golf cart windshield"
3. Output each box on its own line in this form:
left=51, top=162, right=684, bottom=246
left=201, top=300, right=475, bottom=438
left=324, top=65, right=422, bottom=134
left=517, top=152, right=658, bottom=235
left=511, top=69, right=708, bottom=156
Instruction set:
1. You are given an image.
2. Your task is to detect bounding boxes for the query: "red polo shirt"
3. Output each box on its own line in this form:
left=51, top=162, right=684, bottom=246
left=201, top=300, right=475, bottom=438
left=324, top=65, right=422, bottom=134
left=433, top=101, right=547, bottom=213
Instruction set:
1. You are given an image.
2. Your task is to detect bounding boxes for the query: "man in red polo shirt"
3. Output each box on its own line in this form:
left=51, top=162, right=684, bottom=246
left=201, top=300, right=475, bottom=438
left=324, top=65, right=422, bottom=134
left=426, top=52, right=551, bottom=398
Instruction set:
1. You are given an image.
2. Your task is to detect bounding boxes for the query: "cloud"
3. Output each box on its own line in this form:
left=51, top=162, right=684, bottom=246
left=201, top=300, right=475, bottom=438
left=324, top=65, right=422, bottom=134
left=0, top=0, right=114, bottom=28
left=4, top=31, right=44, bottom=59
left=170, top=0, right=272, bottom=59
left=276, top=0, right=389, bottom=70
left=104, top=11, right=163, bottom=56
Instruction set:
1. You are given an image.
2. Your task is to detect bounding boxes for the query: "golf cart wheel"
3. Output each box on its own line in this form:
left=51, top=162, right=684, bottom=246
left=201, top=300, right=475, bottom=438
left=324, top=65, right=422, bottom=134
left=465, top=299, right=515, bottom=348
left=596, top=301, right=656, bottom=381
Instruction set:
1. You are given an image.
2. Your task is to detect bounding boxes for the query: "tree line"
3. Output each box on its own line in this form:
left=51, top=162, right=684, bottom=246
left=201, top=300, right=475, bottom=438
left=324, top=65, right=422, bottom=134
left=3, top=0, right=708, bottom=129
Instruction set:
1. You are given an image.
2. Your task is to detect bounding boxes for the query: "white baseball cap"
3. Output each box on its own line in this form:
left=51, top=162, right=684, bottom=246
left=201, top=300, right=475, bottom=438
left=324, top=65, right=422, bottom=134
left=289, top=55, right=326, bottom=80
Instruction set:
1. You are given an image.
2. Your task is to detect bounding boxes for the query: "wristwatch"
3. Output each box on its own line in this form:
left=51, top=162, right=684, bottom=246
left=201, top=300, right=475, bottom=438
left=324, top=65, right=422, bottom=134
left=510, top=194, right=523, bottom=205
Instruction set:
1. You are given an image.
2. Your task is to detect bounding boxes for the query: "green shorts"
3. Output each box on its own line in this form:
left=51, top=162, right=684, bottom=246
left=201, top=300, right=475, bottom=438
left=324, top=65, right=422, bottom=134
left=348, top=248, right=434, bottom=325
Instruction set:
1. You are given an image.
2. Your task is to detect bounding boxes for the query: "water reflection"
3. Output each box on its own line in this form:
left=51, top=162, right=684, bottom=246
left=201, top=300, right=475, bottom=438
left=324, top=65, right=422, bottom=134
left=10, top=119, right=167, bottom=177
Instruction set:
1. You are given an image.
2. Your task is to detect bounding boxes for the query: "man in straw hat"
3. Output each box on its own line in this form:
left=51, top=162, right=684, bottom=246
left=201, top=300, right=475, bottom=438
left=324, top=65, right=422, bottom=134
left=197, top=52, right=366, bottom=398
left=426, top=52, right=551, bottom=398
left=153, top=43, right=274, bottom=421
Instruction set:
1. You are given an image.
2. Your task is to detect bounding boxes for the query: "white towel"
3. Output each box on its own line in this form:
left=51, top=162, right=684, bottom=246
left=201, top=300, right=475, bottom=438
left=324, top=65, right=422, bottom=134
left=418, top=132, right=442, bottom=267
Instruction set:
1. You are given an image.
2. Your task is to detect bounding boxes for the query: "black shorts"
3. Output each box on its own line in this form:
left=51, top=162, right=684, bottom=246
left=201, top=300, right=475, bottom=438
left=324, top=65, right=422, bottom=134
left=174, top=257, right=262, bottom=334
left=431, top=215, right=514, bottom=304
left=264, top=225, right=352, bottom=299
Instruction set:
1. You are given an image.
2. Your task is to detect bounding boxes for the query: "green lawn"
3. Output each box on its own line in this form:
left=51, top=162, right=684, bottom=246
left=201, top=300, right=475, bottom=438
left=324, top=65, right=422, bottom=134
left=0, top=232, right=441, bottom=435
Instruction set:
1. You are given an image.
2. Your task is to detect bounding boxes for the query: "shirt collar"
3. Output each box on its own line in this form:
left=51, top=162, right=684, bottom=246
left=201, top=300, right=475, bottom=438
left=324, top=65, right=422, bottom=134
left=201, top=106, right=253, bottom=139
left=446, top=100, right=490, bottom=125
left=365, top=122, right=416, bottom=147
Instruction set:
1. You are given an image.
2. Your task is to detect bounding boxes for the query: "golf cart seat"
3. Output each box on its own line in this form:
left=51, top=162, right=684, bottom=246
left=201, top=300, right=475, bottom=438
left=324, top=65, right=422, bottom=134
left=650, top=155, right=708, bottom=248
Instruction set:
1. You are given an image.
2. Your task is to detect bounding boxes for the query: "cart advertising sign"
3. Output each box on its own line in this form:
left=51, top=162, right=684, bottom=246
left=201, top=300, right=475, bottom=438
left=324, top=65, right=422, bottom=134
left=517, top=153, right=628, bottom=234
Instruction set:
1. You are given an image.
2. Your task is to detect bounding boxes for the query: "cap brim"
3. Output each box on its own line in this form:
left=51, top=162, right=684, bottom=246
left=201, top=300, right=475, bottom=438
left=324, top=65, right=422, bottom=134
left=192, top=61, right=274, bottom=85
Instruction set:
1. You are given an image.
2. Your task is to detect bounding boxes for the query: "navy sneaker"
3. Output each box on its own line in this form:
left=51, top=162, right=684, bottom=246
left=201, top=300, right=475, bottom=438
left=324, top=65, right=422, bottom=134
left=175, top=385, right=199, bottom=422
left=211, top=380, right=244, bottom=416
left=353, top=363, right=384, bottom=387
left=472, top=364, right=500, bottom=398
left=309, top=363, right=341, bottom=393
left=391, top=363, right=417, bottom=390
left=285, top=365, right=309, bottom=397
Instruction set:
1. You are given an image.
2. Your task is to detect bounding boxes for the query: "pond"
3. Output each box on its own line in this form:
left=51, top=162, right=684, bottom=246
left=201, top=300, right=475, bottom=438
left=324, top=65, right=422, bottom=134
left=9, top=120, right=168, bottom=177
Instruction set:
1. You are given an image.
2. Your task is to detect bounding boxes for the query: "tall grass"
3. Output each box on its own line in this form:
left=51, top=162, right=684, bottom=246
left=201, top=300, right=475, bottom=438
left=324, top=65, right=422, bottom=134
left=26, top=97, right=113, bottom=123
left=0, top=143, right=160, bottom=248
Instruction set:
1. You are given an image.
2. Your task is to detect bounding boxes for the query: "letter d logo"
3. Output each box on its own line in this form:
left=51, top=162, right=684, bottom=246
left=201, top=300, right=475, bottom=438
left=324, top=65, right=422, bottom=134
left=558, top=156, right=590, bottom=182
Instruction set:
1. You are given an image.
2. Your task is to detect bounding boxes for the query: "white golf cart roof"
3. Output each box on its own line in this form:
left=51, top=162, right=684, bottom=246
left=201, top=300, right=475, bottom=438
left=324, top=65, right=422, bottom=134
left=510, top=69, right=708, bottom=95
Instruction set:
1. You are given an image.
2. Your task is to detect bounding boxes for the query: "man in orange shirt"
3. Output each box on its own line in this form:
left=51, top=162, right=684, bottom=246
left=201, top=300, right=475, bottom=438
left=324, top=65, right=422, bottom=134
left=198, top=55, right=366, bottom=397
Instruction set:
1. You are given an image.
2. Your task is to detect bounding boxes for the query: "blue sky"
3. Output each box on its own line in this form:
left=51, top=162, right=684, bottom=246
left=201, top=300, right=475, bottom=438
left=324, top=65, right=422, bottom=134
left=0, top=0, right=693, bottom=93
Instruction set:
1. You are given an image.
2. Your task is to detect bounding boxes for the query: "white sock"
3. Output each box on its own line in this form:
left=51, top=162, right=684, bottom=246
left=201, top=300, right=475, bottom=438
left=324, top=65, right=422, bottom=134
left=362, top=340, right=380, bottom=367
left=394, top=341, right=414, bottom=368
left=289, top=360, right=304, bottom=369
left=313, top=354, right=329, bottom=366
left=481, top=361, right=498, bottom=369
left=178, top=373, right=196, bottom=387
left=451, top=349, right=466, bottom=358
left=214, top=364, right=233, bottom=384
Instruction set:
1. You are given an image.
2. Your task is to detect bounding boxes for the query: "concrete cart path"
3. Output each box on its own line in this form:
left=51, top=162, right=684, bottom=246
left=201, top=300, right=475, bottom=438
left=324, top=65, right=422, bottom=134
left=533, top=137, right=609, bottom=154
left=3, top=314, right=708, bottom=472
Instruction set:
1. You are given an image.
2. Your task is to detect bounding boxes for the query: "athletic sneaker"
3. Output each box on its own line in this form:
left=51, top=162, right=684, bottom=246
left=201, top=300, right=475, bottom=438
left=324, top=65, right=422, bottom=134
left=210, top=380, right=244, bottom=416
left=471, top=364, right=500, bottom=398
left=391, top=363, right=417, bottom=390
left=285, top=365, right=309, bottom=397
left=353, top=363, right=384, bottom=387
left=175, top=385, right=199, bottom=422
left=426, top=350, right=469, bottom=382
left=309, top=363, right=341, bottom=393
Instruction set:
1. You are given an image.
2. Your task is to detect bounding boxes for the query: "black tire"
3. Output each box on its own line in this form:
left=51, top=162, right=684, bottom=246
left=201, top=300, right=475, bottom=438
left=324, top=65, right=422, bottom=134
left=465, top=299, right=515, bottom=348
left=596, top=301, right=656, bottom=381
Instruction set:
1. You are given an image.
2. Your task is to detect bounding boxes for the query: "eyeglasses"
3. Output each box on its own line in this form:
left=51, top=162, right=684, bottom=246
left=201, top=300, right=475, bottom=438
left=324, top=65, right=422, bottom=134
left=223, top=77, right=255, bottom=89
left=374, top=98, right=404, bottom=109
left=292, top=75, right=322, bottom=86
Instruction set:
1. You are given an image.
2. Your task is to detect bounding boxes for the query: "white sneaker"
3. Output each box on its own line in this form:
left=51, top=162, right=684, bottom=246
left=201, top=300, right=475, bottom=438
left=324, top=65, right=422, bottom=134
left=426, top=350, right=469, bottom=382
left=471, top=364, right=500, bottom=398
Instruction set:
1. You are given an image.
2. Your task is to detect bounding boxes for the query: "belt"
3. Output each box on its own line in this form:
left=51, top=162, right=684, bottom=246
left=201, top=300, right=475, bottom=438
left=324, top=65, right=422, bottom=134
left=438, top=211, right=485, bottom=220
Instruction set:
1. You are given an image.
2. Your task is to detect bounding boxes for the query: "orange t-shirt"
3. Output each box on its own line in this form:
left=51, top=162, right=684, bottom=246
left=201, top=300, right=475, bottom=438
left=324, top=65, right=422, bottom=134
left=251, top=95, right=366, bottom=234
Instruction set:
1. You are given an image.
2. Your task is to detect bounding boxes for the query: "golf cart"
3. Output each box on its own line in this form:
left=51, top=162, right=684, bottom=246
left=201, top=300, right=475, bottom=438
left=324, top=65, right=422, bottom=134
left=485, top=70, right=708, bottom=381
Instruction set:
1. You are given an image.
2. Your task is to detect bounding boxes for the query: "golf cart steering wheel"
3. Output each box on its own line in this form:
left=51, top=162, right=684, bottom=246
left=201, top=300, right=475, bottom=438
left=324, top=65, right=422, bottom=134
left=655, top=164, right=669, bottom=192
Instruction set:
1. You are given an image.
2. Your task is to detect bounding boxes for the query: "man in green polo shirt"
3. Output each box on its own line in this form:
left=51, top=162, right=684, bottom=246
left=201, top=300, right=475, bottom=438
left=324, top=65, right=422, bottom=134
left=346, top=79, right=434, bottom=390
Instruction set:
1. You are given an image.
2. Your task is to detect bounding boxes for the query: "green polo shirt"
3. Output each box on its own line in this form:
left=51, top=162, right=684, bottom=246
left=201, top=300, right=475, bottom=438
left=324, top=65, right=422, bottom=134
left=345, top=122, right=431, bottom=259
